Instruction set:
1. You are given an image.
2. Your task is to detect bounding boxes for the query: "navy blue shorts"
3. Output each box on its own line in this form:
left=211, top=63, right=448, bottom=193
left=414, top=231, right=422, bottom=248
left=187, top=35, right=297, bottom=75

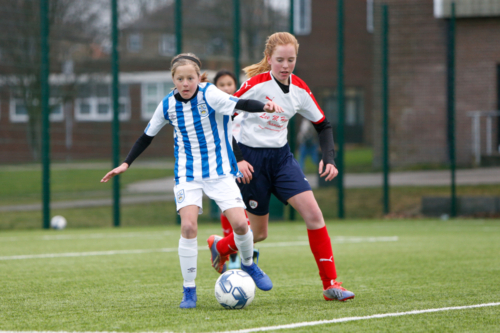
left=237, top=143, right=312, bottom=216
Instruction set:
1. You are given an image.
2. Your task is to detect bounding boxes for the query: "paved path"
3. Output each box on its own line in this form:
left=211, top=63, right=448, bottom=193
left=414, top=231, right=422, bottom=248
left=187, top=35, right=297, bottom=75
left=2, top=167, right=498, bottom=212
left=127, top=167, right=500, bottom=193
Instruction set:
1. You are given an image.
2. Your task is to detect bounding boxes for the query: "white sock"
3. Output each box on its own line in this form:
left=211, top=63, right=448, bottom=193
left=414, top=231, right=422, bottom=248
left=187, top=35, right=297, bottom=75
left=178, top=236, right=197, bottom=288
left=234, top=228, right=254, bottom=266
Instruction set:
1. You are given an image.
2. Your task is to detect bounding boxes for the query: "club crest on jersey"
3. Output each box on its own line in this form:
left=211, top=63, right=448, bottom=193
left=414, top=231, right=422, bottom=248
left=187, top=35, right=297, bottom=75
left=249, top=200, right=258, bottom=209
left=198, top=103, right=209, bottom=117
left=176, top=189, right=185, bottom=203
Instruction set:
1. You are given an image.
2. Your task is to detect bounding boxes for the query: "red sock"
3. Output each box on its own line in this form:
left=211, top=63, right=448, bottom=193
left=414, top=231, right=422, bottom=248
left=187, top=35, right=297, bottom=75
left=220, top=213, right=233, bottom=237
left=216, top=232, right=237, bottom=256
left=217, top=213, right=251, bottom=256
left=307, top=226, right=337, bottom=289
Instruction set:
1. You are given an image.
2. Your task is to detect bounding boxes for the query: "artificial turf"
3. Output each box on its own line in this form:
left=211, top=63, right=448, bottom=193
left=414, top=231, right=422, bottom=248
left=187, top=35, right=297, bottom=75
left=0, top=219, right=499, bottom=332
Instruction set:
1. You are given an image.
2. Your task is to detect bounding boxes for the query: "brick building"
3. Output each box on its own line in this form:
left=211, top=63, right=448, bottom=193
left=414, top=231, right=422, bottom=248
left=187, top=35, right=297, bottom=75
left=372, top=0, right=500, bottom=167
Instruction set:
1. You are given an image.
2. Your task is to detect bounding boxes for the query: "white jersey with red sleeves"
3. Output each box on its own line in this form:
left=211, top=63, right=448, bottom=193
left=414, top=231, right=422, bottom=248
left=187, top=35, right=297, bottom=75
left=145, top=82, right=239, bottom=185
left=234, top=71, right=325, bottom=148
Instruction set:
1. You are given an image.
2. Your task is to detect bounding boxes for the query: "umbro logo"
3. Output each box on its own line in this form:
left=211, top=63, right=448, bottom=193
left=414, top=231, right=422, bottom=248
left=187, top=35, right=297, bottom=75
left=235, top=197, right=242, bottom=203
left=187, top=267, right=196, bottom=273
left=319, top=256, right=333, bottom=262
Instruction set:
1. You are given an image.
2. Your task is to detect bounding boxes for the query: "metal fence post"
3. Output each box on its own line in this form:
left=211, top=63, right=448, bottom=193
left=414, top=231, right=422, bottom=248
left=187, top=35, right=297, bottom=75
left=447, top=2, right=457, bottom=217
left=382, top=4, right=390, bottom=215
left=233, top=0, right=240, bottom=86
left=288, top=0, right=296, bottom=221
left=176, top=0, right=182, bottom=55
left=111, top=0, right=121, bottom=227
left=337, top=0, right=345, bottom=219
left=176, top=0, right=182, bottom=225
left=40, top=0, right=51, bottom=229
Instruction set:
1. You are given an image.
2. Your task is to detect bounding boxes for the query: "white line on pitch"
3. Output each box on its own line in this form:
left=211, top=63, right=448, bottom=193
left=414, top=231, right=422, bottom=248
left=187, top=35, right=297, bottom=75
left=0, top=302, right=497, bottom=333
left=216, top=302, right=500, bottom=333
left=0, top=237, right=398, bottom=261
left=0, top=231, right=173, bottom=242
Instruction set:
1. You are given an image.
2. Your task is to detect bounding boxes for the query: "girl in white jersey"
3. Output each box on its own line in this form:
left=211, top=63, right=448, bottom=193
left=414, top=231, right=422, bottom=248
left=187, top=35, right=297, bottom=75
left=208, top=33, right=355, bottom=302
left=101, top=53, right=282, bottom=308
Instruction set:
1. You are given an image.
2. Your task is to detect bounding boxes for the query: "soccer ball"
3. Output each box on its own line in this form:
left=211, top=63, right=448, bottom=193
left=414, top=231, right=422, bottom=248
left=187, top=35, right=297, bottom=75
left=50, top=215, right=67, bottom=230
left=214, top=270, right=256, bottom=309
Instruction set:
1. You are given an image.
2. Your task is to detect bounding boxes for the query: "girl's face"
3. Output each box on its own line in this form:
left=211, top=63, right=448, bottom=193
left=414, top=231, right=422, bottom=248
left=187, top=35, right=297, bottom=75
left=267, top=43, right=296, bottom=85
left=216, top=75, right=237, bottom=95
left=173, top=64, right=201, bottom=99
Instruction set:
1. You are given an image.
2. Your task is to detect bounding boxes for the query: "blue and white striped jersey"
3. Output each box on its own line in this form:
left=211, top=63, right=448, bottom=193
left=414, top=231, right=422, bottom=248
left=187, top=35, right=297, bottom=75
left=145, top=82, right=240, bottom=185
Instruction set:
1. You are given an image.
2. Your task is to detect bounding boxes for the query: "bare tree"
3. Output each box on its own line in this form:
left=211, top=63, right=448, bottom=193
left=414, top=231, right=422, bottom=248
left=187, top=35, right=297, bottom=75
left=0, top=0, right=107, bottom=160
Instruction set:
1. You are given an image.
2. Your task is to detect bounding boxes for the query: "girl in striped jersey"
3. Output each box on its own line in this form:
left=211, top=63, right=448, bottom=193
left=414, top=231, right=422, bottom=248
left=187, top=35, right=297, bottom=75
left=208, top=33, right=355, bottom=302
left=101, top=53, right=281, bottom=308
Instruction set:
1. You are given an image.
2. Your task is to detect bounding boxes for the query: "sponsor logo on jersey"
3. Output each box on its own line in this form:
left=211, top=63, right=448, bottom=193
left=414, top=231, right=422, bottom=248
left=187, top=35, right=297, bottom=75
left=198, top=103, right=209, bottom=117
left=265, top=96, right=275, bottom=101
left=176, top=189, right=185, bottom=203
left=249, top=200, right=258, bottom=209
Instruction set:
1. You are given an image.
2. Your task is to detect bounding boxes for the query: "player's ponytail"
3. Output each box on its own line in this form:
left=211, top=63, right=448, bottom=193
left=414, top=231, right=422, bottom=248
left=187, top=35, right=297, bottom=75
left=243, top=32, right=299, bottom=78
left=171, top=53, right=209, bottom=82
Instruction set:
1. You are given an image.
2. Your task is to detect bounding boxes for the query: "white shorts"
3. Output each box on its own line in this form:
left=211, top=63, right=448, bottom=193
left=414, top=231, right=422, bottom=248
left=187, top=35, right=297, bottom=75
left=173, top=176, right=246, bottom=214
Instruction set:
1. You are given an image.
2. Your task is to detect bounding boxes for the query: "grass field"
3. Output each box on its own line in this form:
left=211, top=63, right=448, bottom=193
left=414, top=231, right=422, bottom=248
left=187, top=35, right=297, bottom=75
left=1, top=219, right=499, bottom=332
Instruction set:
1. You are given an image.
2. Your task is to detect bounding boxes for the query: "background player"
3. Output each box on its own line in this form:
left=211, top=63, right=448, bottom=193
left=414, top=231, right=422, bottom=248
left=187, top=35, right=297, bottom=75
left=208, top=33, right=355, bottom=302
left=101, top=53, right=282, bottom=308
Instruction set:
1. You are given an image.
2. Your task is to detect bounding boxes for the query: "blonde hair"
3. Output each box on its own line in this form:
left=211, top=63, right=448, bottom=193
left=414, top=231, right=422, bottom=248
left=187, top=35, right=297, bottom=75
left=243, top=32, right=299, bottom=78
left=171, top=53, right=209, bottom=82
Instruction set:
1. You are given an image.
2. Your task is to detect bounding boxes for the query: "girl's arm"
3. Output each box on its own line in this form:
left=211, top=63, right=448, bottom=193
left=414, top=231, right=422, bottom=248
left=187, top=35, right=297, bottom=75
left=100, top=133, right=155, bottom=183
left=313, top=119, right=336, bottom=167
left=235, top=99, right=283, bottom=113
left=123, top=133, right=154, bottom=166
left=313, top=118, right=339, bottom=181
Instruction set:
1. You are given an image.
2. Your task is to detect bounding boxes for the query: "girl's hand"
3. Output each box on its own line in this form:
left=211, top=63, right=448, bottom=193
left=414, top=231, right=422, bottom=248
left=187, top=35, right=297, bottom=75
left=263, top=101, right=284, bottom=113
left=101, top=163, right=129, bottom=183
left=318, top=160, right=338, bottom=181
left=237, top=160, right=254, bottom=184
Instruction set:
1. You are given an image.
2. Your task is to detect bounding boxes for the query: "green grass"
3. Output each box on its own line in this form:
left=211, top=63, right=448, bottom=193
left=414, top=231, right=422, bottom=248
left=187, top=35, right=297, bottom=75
left=0, top=220, right=499, bottom=332
left=302, top=146, right=374, bottom=174
left=2, top=184, right=499, bottom=229
left=0, top=167, right=174, bottom=206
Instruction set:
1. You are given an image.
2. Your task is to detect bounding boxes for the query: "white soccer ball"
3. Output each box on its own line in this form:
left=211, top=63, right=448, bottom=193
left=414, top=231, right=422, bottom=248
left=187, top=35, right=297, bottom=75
left=50, top=215, right=67, bottom=230
left=214, top=270, right=256, bottom=309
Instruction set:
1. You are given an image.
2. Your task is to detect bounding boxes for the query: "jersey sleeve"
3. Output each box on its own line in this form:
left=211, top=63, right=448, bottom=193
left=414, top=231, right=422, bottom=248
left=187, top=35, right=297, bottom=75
left=296, top=81, right=326, bottom=124
left=234, top=79, right=255, bottom=99
left=205, top=84, right=239, bottom=116
left=144, top=100, right=169, bottom=136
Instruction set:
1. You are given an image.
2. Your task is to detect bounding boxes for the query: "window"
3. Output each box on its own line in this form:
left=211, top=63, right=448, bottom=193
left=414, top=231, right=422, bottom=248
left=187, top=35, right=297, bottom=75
left=294, top=0, right=311, bottom=35
left=315, top=88, right=365, bottom=143
left=159, top=34, right=176, bottom=56
left=75, top=84, right=130, bottom=121
left=9, top=86, right=64, bottom=123
left=141, top=82, right=174, bottom=120
left=367, top=0, right=374, bottom=33
left=9, top=98, right=63, bottom=123
left=128, top=33, right=142, bottom=52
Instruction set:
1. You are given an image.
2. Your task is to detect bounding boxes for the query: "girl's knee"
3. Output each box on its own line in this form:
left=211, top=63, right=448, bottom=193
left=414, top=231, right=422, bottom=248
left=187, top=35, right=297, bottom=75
left=253, top=230, right=268, bottom=243
left=181, top=219, right=198, bottom=238
left=232, top=220, right=249, bottom=235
